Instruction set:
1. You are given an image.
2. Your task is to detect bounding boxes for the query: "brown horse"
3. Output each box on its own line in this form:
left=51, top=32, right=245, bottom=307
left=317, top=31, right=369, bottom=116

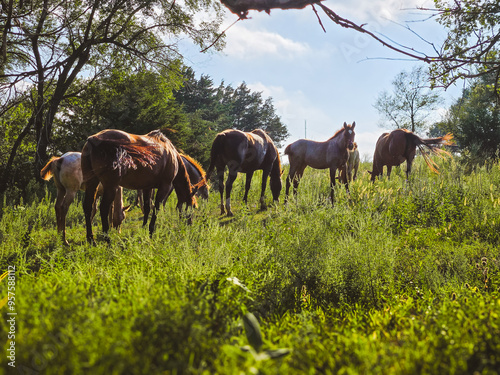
left=369, top=129, right=453, bottom=181
left=206, top=129, right=282, bottom=216
left=138, top=153, right=210, bottom=214
left=81, top=129, right=196, bottom=243
left=40, top=152, right=129, bottom=245
left=285, top=122, right=356, bottom=202
left=346, top=142, right=360, bottom=182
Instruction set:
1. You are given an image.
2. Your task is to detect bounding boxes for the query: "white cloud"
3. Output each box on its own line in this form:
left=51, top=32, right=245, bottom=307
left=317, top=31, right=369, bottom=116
left=224, top=26, right=310, bottom=59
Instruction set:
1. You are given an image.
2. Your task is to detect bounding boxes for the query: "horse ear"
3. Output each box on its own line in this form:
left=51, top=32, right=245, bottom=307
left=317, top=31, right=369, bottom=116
left=352, top=122, right=356, bottom=129
left=343, top=122, right=347, bottom=128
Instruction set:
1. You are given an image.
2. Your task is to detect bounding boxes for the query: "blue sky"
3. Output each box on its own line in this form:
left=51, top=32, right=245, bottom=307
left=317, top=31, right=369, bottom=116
left=182, top=0, right=463, bottom=161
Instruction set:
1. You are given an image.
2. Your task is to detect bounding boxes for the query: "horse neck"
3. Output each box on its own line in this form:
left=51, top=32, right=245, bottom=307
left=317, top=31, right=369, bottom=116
left=269, top=154, right=282, bottom=199
left=173, top=158, right=194, bottom=205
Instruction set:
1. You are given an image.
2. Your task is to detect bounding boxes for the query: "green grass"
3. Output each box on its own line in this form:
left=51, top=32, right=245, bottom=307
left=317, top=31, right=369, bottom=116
left=1, top=156, right=500, bottom=374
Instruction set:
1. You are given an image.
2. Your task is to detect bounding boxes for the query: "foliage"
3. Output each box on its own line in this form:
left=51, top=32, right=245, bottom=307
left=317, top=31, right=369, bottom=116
left=430, top=73, right=500, bottom=165
left=431, top=0, right=500, bottom=91
left=1, top=155, right=499, bottom=373
left=374, top=65, right=443, bottom=133
left=175, top=69, right=290, bottom=148
left=0, top=0, right=225, bottom=180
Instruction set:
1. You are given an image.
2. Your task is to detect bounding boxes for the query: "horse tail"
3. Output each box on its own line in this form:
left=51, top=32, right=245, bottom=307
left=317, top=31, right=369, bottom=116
left=406, top=132, right=453, bottom=173
left=81, top=137, right=97, bottom=182
left=206, top=133, right=225, bottom=178
left=284, top=144, right=292, bottom=155
left=40, top=156, right=59, bottom=180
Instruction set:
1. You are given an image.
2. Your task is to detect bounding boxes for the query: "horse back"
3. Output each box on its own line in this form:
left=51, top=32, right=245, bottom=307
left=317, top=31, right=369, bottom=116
left=83, top=129, right=178, bottom=190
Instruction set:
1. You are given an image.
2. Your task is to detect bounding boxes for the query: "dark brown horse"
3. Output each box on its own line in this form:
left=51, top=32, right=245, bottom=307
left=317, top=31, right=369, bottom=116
left=81, top=129, right=196, bottom=243
left=369, top=129, right=453, bottom=181
left=40, top=152, right=129, bottom=245
left=206, top=129, right=282, bottom=216
left=285, top=122, right=356, bottom=202
left=138, top=153, right=210, bottom=214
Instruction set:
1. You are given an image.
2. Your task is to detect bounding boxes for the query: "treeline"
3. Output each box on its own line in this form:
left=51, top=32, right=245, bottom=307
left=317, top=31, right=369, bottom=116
left=430, top=73, right=500, bottom=166
left=0, top=67, right=289, bottom=203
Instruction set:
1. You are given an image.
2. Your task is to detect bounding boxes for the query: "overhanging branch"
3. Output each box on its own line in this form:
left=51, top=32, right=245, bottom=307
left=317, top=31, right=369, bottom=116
left=220, top=0, right=321, bottom=18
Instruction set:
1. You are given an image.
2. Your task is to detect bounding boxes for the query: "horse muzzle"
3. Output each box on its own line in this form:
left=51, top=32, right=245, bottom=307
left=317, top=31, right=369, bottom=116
left=347, top=141, right=354, bottom=150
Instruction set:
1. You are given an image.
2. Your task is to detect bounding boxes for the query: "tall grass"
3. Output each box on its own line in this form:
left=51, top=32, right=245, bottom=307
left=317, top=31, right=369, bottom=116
left=0, top=155, right=499, bottom=374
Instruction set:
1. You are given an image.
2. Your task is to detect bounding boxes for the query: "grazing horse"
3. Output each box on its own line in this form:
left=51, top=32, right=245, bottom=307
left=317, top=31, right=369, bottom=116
left=206, top=129, right=282, bottom=216
left=346, top=142, right=360, bottom=182
left=81, top=129, right=196, bottom=243
left=138, top=153, right=210, bottom=214
left=285, top=122, right=356, bottom=202
left=40, top=152, right=129, bottom=245
left=369, top=129, right=453, bottom=181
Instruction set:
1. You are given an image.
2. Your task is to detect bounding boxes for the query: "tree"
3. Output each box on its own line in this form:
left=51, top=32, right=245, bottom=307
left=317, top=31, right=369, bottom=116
left=175, top=74, right=290, bottom=147
left=373, top=66, right=442, bottom=133
left=0, top=0, right=224, bottom=195
left=430, top=74, right=500, bottom=163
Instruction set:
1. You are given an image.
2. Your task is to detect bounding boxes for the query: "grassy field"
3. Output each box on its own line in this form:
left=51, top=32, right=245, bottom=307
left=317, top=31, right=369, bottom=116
left=1, top=156, right=500, bottom=374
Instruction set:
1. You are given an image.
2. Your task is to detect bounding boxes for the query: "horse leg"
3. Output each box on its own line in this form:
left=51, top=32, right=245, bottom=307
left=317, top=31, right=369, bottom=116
left=329, top=168, right=338, bottom=204
left=259, top=169, right=271, bottom=210
left=60, top=190, right=77, bottom=246
left=243, top=171, right=254, bottom=205
left=100, top=186, right=117, bottom=241
left=225, top=172, right=238, bottom=217
left=341, top=164, right=350, bottom=194
left=83, top=178, right=100, bottom=244
left=387, top=166, right=392, bottom=180
left=286, top=165, right=302, bottom=199
left=285, top=170, right=294, bottom=199
left=406, top=159, right=413, bottom=180
left=142, top=189, right=153, bottom=227
left=217, top=167, right=225, bottom=215
left=149, top=184, right=171, bottom=237
left=54, top=187, right=67, bottom=244
left=292, top=166, right=305, bottom=197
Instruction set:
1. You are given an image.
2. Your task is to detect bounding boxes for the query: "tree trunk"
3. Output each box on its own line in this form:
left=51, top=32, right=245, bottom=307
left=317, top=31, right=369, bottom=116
left=0, top=121, right=33, bottom=196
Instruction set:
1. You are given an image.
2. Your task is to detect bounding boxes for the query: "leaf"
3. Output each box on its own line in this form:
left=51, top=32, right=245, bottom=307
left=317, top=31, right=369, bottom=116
left=265, top=348, right=291, bottom=359
left=227, top=276, right=251, bottom=292
left=243, top=313, right=263, bottom=352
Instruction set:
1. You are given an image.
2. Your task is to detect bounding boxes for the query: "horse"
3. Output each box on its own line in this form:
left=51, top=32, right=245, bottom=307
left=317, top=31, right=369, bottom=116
left=206, top=129, right=282, bottom=216
left=346, top=142, right=360, bottom=182
left=40, top=152, right=129, bottom=245
left=137, top=153, right=210, bottom=214
left=368, top=129, right=454, bottom=182
left=285, top=122, right=356, bottom=202
left=81, top=129, right=197, bottom=243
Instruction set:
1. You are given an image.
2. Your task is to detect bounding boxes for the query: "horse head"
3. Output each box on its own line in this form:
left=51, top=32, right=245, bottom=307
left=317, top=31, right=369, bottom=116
left=343, top=122, right=356, bottom=150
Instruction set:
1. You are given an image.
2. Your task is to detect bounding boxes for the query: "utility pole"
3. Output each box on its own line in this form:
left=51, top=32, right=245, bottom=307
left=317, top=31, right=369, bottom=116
left=304, top=120, right=307, bottom=139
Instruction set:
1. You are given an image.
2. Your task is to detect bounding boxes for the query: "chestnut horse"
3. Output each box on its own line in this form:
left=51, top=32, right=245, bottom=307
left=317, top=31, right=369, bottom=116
left=285, top=122, right=356, bottom=202
left=206, top=129, right=282, bottom=216
left=346, top=142, right=360, bottom=182
left=369, top=129, right=453, bottom=181
left=81, top=129, right=196, bottom=243
left=138, top=153, right=210, bottom=214
left=40, top=152, right=129, bottom=245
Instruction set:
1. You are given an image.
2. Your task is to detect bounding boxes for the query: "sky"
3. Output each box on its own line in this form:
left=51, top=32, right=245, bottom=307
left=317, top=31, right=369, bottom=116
left=181, top=0, right=464, bottom=162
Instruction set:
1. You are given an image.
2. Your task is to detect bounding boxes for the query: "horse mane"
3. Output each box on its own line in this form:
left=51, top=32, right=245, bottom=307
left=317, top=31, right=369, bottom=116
left=327, top=127, right=345, bottom=141
left=146, top=129, right=169, bottom=144
left=181, top=153, right=206, bottom=178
